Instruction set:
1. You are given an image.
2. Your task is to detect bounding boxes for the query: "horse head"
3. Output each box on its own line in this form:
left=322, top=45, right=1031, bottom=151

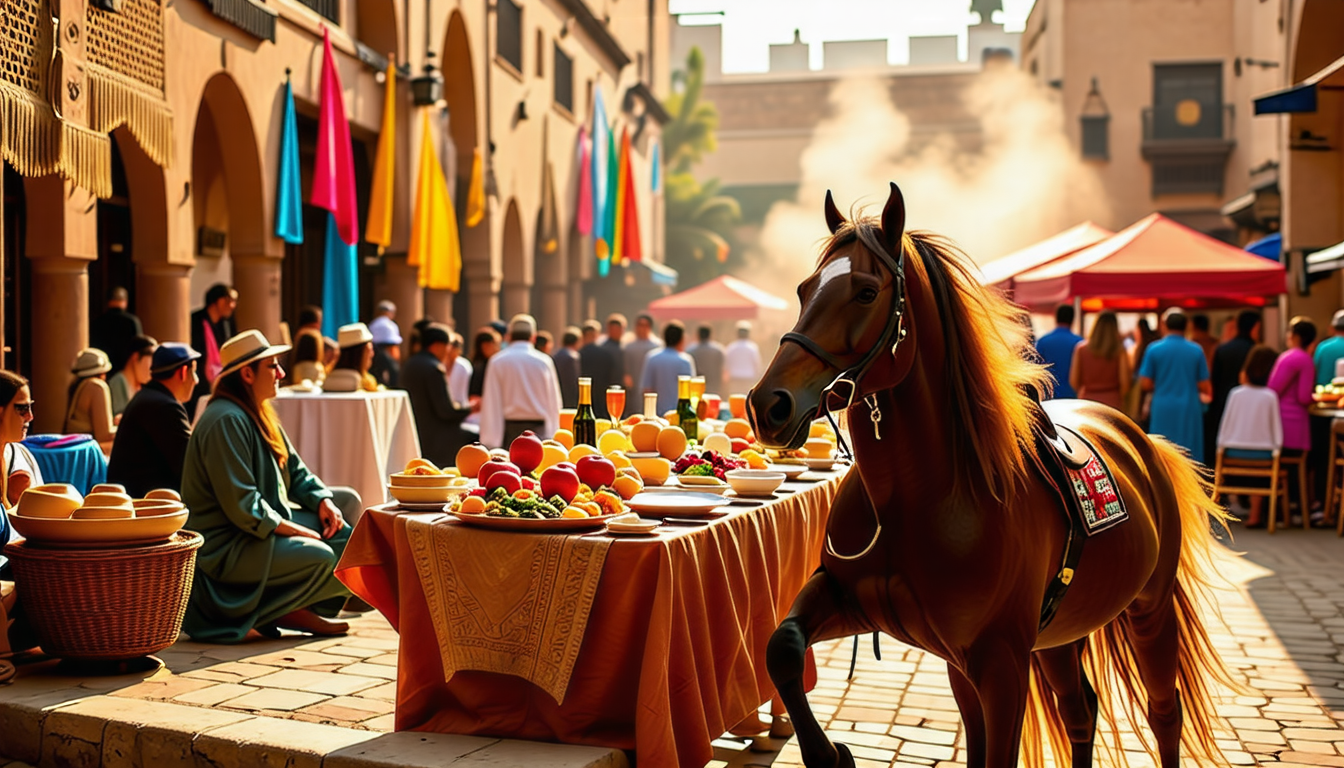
left=749, top=182, right=923, bottom=449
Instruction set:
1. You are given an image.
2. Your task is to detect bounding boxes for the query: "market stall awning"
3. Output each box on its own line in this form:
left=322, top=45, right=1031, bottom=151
left=1307, top=240, right=1344, bottom=275
left=1245, top=232, right=1282, bottom=261
left=1254, top=53, right=1344, bottom=114
left=978, top=222, right=1114, bottom=289
left=1012, top=213, right=1288, bottom=308
left=646, top=274, right=789, bottom=322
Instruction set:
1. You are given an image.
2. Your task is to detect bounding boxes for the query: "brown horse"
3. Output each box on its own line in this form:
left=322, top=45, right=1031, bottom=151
left=749, top=183, right=1234, bottom=768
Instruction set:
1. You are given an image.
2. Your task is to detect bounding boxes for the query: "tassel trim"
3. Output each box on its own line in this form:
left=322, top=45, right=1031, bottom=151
left=0, top=82, right=112, bottom=198
left=86, top=63, right=174, bottom=169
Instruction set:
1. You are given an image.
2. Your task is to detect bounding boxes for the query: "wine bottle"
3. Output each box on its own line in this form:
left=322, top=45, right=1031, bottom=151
left=676, top=375, right=698, bottom=442
left=574, top=377, right=598, bottom=447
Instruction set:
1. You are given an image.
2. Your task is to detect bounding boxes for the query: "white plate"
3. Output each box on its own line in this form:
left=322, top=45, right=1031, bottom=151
left=606, top=519, right=660, bottom=535
left=772, top=463, right=808, bottom=479
left=803, top=458, right=836, bottom=471
left=671, top=477, right=729, bottom=494
left=626, top=492, right=729, bottom=516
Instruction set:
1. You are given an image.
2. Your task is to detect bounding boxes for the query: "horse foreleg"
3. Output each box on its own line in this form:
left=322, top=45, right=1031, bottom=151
left=948, top=664, right=986, bottom=768
left=963, top=643, right=1032, bottom=768
left=767, top=569, right=867, bottom=768
left=1037, top=641, right=1099, bottom=768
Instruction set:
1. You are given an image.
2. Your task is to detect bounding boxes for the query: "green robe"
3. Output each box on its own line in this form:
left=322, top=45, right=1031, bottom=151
left=181, top=399, right=350, bottom=643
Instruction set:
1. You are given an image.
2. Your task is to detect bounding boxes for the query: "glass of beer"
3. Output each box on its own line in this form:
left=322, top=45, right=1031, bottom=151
left=703, top=394, right=722, bottom=421
left=606, top=386, right=625, bottom=422
left=729, top=393, right=748, bottom=420
left=559, top=408, right=576, bottom=432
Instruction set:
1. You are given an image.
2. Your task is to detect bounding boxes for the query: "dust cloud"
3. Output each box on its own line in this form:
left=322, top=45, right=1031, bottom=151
left=742, top=67, right=1110, bottom=343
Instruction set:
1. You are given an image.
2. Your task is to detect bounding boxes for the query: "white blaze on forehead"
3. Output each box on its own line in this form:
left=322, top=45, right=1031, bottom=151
left=816, top=256, right=852, bottom=295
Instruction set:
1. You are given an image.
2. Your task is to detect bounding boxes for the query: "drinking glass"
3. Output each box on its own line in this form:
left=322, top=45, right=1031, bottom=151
left=729, top=393, right=748, bottom=420
left=703, top=394, right=722, bottom=421
left=606, top=386, right=625, bottom=422
left=559, top=409, right=576, bottom=432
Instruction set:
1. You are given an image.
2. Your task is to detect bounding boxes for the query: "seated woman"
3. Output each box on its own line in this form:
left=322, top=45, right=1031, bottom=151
left=108, top=335, right=159, bottom=416
left=289, top=330, right=327, bottom=386
left=181, top=330, right=363, bottom=642
left=1217, top=345, right=1283, bottom=528
left=0, top=371, right=41, bottom=683
left=322, top=323, right=380, bottom=393
left=64, top=348, right=117, bottom=454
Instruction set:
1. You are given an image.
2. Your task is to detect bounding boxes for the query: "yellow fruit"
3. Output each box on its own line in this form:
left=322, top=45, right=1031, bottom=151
left=724, top=418, right=752, bottom=439
left=593, top=490, right=624, bottom=516
left=611, top=474, right=643, bottom=500
left=630, top=421, right=662, bottom=453
left=455, top=444, right=490, bottom=478
left=631, top=455, right=672, bottom=485
left=596, top=418, right=613, bottom=435
left=606, top=451, right=632, bottom=469
left=809, top=421, right=834, bottom=439
left=458, top=496, right=487, bottom=515
left=406, top=457, right=440, bottom=474
left=569, top=444, right=600, bottom=463
left=538, top=444, right=569, bottom=472
left=561, top=506, right=589, bottom=518
left=662, top=410, right=680, bottom=426
left=553, top=430, right=575, bottom=450
left=656, top=426, right=688, bottom=461
left=580, top=501, right=602, bottom=517
left=740, top=449, right=769, bottom=470
left=598, top=429, right=632, bottom=455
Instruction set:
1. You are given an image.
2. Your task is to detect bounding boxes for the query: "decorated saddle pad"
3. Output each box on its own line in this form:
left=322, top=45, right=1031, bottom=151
left=1043, top=424, right=1129, bottom=536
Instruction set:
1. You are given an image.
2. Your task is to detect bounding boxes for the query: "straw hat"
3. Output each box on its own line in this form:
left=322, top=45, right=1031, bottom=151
left=71, top=348, right=112, bottom=378
left=217, top=330, right=291, bottom=380
left=337, top=322, right=373, bottom=349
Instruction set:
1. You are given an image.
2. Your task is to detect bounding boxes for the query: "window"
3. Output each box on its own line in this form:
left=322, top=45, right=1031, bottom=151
left=497, top=0, right=523, bottom=73
left=554, top=43, right=574, bottom=113
left=296, top=0, right=339, bottom=23
left=1081, top=115, right=1108, bottom=160
left=1151, top=63, right=1223, bottom=140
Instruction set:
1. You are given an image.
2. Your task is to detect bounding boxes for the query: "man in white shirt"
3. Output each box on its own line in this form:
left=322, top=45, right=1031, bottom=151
left=447, top=334, right=473, bottom=407
left=478, top=314, right=563, bottom=448
left=725, top=320, right=763, bottom=396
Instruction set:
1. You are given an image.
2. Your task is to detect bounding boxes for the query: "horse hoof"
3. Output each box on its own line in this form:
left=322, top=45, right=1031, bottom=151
left=834, top=742, right=856, bottom=768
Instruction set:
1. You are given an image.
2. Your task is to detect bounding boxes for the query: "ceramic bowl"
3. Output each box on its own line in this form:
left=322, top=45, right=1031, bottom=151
left=16, top=484, right=83, bottom=519
left=388, top=484, right=458, bottom=504
left=804, top=457, right=836, bottom=471
left=389, top=471, right=457, bottom=488
left=630, top=455, right=672, bottom=486
left=133, top=498, right=186, bottom=517
left=89, top=483, right=127, bottom=495
left=72, top=506, right=135, bottom=520
left=145, top=488, right=183, bottom=502
left=724, top=469, right=787, bottom=497
left=83, top=491, right=134, bottom=508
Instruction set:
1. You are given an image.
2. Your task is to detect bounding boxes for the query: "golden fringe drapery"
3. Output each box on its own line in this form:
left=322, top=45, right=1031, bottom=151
left=85, top=64, right=173, bottom=169
left=0, top=82, right=112, bottom=199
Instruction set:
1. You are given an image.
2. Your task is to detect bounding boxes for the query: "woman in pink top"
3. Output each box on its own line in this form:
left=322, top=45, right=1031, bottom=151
left=1268, top=318, right=1317, bottom=520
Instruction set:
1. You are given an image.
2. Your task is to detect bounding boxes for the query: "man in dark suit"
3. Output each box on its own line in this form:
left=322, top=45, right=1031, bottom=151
left=107, top=343, right=200, bottom=497
left=91, top=286, right=143, bottom=372
left=579, top=319, right=617, bottom=398
left=402, top=324, right=475, bottom=467
left=551, top=326, right=582, bottom=408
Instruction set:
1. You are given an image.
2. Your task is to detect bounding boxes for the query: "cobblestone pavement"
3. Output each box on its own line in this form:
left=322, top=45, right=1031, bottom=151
left=4, top=527, right=1343, bottom=768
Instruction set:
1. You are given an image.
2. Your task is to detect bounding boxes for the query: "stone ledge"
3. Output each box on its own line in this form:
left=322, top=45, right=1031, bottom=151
left=0, top=687, right=628, bottom=768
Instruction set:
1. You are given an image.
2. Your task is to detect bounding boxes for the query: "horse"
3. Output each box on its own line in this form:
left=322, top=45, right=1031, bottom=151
left=748, top=182, right=1234, bottom=768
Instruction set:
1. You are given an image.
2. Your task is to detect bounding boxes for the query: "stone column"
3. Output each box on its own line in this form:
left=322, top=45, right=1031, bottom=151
left=231, top=254, right=281, bottom=341
left=30, top=259, right=88, bottom=434
left=136, top=262, right=191, bottom=344
left=500, top=283, right=530, bottom=322
left=539, top=284, right=568, bottom=336
left=424, top=290, right=455, bottom=330
left=466, top=267, right=500, bottom=335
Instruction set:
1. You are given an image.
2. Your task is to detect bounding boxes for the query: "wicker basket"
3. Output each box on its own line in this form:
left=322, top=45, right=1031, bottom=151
left=4, top=531, right=202, bottom=660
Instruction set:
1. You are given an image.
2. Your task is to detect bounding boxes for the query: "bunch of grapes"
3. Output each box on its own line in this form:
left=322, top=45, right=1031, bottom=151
left=673, top=450, right=746, bottom=480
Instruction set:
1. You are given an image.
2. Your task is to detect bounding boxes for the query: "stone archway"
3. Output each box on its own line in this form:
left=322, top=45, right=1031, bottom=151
left=356, top=1, right=402, bottom=64
left=191, top=72, right=273, bottom=337
left=500, top=199, right=529, bottom=320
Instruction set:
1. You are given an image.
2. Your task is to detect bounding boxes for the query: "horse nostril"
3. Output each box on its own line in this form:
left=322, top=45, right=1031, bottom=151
left=766, top=389, right=796, bottom=428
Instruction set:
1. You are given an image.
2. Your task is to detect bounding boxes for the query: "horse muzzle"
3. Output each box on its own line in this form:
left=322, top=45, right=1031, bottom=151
left=747, top=387, right=813, bottom=450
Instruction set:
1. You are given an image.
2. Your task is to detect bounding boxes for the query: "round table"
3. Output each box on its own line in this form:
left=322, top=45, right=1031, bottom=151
left=20, top=435, right=107, bottom=495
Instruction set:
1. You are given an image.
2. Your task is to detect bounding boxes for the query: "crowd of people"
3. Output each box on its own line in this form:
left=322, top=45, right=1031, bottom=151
left=0, top=283, right=770, bottom=646
left=1036, top=303, right=1344, bottom=528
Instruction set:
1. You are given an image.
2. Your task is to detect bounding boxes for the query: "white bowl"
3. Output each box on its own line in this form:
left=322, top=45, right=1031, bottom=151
left=724, top=469, right=786, bottom=497
left=804, top=457, right=836, bottom=471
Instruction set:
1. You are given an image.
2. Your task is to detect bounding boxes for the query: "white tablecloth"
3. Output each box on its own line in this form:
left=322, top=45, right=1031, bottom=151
left=271, top=390, right=421, bottom=507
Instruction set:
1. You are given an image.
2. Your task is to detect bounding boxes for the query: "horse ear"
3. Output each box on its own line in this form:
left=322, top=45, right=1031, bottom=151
left=824, top=190, right=845, bottom=234
left=881, top=182, right=906, bottom=256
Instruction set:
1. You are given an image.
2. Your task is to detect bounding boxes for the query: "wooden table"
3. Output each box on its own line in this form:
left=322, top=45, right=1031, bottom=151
left=335, top=470, right=843, bottom=768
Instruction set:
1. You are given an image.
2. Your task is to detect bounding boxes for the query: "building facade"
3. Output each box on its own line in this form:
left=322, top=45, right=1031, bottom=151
left=3, top=0, right=669, bottom=432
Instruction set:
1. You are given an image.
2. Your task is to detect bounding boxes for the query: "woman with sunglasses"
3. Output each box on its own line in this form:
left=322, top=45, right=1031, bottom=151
left=0, top=371, right=41, bottom=565
left=180, top=330, right=362, bottom=642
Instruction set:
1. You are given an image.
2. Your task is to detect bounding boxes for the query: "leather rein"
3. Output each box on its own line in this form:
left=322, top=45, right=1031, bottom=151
left=776, top=237, right=910, bottom=561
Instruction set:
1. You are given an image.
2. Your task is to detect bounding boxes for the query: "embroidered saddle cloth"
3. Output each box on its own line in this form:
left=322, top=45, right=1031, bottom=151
left=1037, top=423, right=1129, bottom=536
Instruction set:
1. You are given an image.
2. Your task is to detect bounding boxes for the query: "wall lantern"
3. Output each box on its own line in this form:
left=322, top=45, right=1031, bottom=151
left=411, top=52, right=444, bottom=107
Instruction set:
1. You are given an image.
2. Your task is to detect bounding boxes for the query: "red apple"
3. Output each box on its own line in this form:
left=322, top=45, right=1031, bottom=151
left=575, top=455, right=617, bottom=489
left=509, top=430, right=545, bottom=474
left=520, top=476, right=538, bottom=491
left=485, top=470, right=522, bottom=495
left=730, top=438, right=751, bottom=454
left=477, top=458, right=521, bottom=486
left=540, top=465, right=581, bottom=503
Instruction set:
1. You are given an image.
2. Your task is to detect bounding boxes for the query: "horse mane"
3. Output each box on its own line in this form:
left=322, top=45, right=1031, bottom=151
left=829, top=220, right=1051, bottom=500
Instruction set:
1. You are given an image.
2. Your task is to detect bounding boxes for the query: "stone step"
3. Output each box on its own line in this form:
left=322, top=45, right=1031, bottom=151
left=0, top=680, right=626, bottom=768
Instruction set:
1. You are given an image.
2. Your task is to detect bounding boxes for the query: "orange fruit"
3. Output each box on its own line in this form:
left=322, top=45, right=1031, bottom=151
left=606, top=451, right=632, bottom=469
left=562, top=506, right=589, bottom=519
left=455, top=444, right=491, bottom=478
left=599, top=429, right=632, bottom=455
left=611, top=474, right=643, bottom=500
left=458, top=496, right=487, bottom=515
left=656, top=426, right=688, bottom=461
left=630, top=421, right=662, bottom=452
left=569, top=444, right=600, bottom=463
left=553, top=430, right=575, bottom=450
left=724, top=418, right=752, bottom=439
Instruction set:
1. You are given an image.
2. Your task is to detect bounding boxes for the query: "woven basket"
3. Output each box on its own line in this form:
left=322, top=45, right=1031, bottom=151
left=4, top=531, right=202, bottom=660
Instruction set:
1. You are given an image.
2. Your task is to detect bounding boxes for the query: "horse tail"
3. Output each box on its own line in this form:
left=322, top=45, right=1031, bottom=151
left=1023, top=436, right=1237, bottom=768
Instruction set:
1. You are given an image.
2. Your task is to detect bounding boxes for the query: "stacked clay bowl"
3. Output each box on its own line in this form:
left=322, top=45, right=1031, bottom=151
left=388, top=466, right=470, bottom=505
left=9, top=484, right=188, bottom=548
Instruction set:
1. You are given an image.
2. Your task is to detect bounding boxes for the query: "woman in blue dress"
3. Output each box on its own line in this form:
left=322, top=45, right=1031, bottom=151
left=1138, top=309, right=1212, bottom=463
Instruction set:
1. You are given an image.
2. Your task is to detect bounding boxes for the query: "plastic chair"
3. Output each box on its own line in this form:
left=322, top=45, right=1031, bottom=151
left=1212, top=447, right=1291, bottom=533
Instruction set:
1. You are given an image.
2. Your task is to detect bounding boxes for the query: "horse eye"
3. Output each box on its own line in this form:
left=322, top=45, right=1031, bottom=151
left=857, top=287, right=878, bottom=304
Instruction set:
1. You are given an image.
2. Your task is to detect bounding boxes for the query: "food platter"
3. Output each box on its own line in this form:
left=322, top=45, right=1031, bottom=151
left=625, top=492, right=730, bottom=517
left=449, top=511, right=623, bottom=532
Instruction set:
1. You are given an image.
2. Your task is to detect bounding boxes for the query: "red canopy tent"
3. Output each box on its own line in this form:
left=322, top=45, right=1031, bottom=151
left=1011, top=213, right=1287, bottom=310
left=978, top=222, right=1114, bottom=290
left=646, top=274, right=790, bottom=322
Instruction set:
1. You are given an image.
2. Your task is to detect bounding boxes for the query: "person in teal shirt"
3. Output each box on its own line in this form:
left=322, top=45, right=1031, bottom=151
left=181, top=330, right=363, bottom=643
left=1313, top=310, right=1344, bottom=386
left=1139, top=309, right=1211, bottom=463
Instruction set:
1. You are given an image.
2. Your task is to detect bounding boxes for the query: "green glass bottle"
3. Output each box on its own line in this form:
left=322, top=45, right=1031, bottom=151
left=573, top=377, right=598, bottom=447
left=676, top=375, right=698, bottom=442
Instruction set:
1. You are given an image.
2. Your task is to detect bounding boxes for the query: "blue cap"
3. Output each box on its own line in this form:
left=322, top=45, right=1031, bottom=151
left=151, top=342, right=202, bottom=376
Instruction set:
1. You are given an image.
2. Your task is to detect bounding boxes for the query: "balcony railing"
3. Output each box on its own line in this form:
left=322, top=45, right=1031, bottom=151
left=1141, top=104, right=1236, bottom=196
left=295, top=0, right=338, bottom=23
left=1142, top=104, right=1235, bottom=149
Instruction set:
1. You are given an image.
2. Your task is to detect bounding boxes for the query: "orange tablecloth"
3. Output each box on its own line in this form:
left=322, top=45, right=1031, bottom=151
left=335, top=471, right=842, bottom=768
